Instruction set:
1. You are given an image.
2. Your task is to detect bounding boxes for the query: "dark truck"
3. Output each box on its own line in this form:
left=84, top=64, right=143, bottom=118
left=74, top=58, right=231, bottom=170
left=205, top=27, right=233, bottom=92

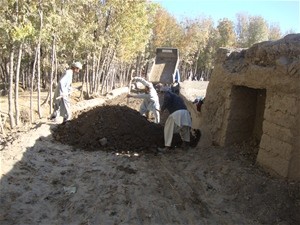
left=147, top=47, right=180, bottom=85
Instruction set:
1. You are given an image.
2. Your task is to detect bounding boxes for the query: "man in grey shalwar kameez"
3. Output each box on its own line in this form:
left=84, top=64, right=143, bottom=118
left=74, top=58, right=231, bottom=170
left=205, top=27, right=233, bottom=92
left=50, top=61, right=82, bottom=122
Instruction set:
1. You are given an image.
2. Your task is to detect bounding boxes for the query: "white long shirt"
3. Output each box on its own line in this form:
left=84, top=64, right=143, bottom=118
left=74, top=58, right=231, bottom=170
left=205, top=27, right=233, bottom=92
left=53, top=69, right=73, bottom=100
left=131, top=77, right=160, bottom=110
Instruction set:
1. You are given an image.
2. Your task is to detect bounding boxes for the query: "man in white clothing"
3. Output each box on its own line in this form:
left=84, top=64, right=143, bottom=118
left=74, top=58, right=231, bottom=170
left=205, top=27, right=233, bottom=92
left=127, top=77, right=160, bottom=124
left=50, top=61, right=82, bottom=122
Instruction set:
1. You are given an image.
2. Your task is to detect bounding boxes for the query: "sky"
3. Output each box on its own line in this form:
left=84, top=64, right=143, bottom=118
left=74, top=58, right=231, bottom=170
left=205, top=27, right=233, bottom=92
left=152, top=0, right=300, bottom=34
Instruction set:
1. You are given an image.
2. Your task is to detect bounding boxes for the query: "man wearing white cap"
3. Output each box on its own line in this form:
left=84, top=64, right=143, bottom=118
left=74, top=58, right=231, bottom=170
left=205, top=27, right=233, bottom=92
left=127, top=76, right=160, bottom=123
left=50, top=61, right=82, bottom=123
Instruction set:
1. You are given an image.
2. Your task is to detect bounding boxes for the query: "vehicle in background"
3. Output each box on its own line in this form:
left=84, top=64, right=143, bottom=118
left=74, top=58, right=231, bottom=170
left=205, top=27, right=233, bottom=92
left=147, top=47, right=180, bottom=85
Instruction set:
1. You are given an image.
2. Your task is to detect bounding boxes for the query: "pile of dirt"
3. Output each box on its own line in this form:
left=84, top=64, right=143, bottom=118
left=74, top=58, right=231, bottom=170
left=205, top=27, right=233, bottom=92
left=53, top=104, right=164, bottom=153
left=52, top=94, right=200, bottom=153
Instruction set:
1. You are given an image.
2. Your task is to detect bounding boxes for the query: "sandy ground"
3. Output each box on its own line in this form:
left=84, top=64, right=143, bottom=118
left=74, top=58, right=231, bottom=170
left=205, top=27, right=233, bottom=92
left=0, top=81, right=299, bottom=225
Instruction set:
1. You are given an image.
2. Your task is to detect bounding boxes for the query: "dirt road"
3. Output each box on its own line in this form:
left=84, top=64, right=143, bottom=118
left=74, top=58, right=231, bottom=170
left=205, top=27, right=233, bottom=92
left=0, top=82, right=299, bottom=225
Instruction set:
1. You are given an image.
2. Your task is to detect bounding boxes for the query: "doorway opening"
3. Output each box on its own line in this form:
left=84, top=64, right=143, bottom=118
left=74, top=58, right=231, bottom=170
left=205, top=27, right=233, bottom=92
left=225, top=85, right=266, bottom=148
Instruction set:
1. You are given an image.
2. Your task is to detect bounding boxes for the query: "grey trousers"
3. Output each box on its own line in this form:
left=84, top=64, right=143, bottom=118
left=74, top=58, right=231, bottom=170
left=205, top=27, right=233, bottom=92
left=52, top=97, right=71, bottom=121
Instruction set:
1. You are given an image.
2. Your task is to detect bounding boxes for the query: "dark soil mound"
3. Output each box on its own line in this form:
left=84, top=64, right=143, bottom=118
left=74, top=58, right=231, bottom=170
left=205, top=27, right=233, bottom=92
left=52, top=94, right=201, bottom=153
left=53, top=105, right=164, bottom=153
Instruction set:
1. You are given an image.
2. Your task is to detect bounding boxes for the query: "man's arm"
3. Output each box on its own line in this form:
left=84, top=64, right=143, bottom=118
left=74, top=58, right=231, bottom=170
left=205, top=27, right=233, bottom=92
left=132, top=77, right=151, bottom=88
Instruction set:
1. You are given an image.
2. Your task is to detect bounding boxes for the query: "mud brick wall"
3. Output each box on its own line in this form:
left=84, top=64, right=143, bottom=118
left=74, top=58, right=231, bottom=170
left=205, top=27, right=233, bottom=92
left=258, top=92, right=298, bottom=178
left=201, top=34, right=300, bottom=180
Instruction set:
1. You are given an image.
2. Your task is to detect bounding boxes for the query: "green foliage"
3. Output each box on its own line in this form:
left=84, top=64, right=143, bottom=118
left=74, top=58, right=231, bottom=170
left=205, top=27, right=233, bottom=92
left=103, top=0, right=154, bottom=62
left=179, top=16, right=215, bottom=70
left=217, top=18, right=236, bottom=47
left=268, top=23, right=282, bottom=40
left=0, top=0, right=36, bottom=44
left=247, top=16, right=269, bottom=46
left=11, top=22, right=35, bottom=41
left=151, top=7, right=183, bottom=52
left=235, top=13, right=281, bottom=48
left=0, top=0, right=289, bottom=87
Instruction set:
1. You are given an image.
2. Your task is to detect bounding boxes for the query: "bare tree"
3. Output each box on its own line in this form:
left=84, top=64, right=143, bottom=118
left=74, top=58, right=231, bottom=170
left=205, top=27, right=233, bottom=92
left=8, top=48, right=16, bottom=128
left=36, top=7, right=43, bottom=119
left=15, top=43, right=23, bottom=126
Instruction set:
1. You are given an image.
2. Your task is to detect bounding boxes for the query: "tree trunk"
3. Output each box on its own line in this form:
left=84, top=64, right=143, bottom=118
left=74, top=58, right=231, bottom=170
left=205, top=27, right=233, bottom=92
left=119, top=63, right=124, bottom=87
left=101, top=49, right=115, bottom=94
left=97, top=46, right=111, bottom=94
left=85, top=54, right=90, bottom=98
left=79, top=68, right=86, bottom=100
left=37, top=8, right=43, bottom=119
left=96, top=53, right=107, bottom=94
left=94, top=50, right=102, bottom=93
left=0, top=99, right=6, bottom=136
left=126, top=65, right=131, bottom=85
left=193, top=49, right=200, bottom=78
left=91, top=52, right=96, bottom=94
left=15, top=43, right=23, bottom=126
left=110, top=68, right=116, bottom=91
left=0, top=111, right=5, bottom=136
left=30, top=45, right=38, bottom=123
left=49, top=35, right=56, bottom=114
left=37, top=41, right=42, bottom=119
left=8, top=48, right=15, bottom=129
